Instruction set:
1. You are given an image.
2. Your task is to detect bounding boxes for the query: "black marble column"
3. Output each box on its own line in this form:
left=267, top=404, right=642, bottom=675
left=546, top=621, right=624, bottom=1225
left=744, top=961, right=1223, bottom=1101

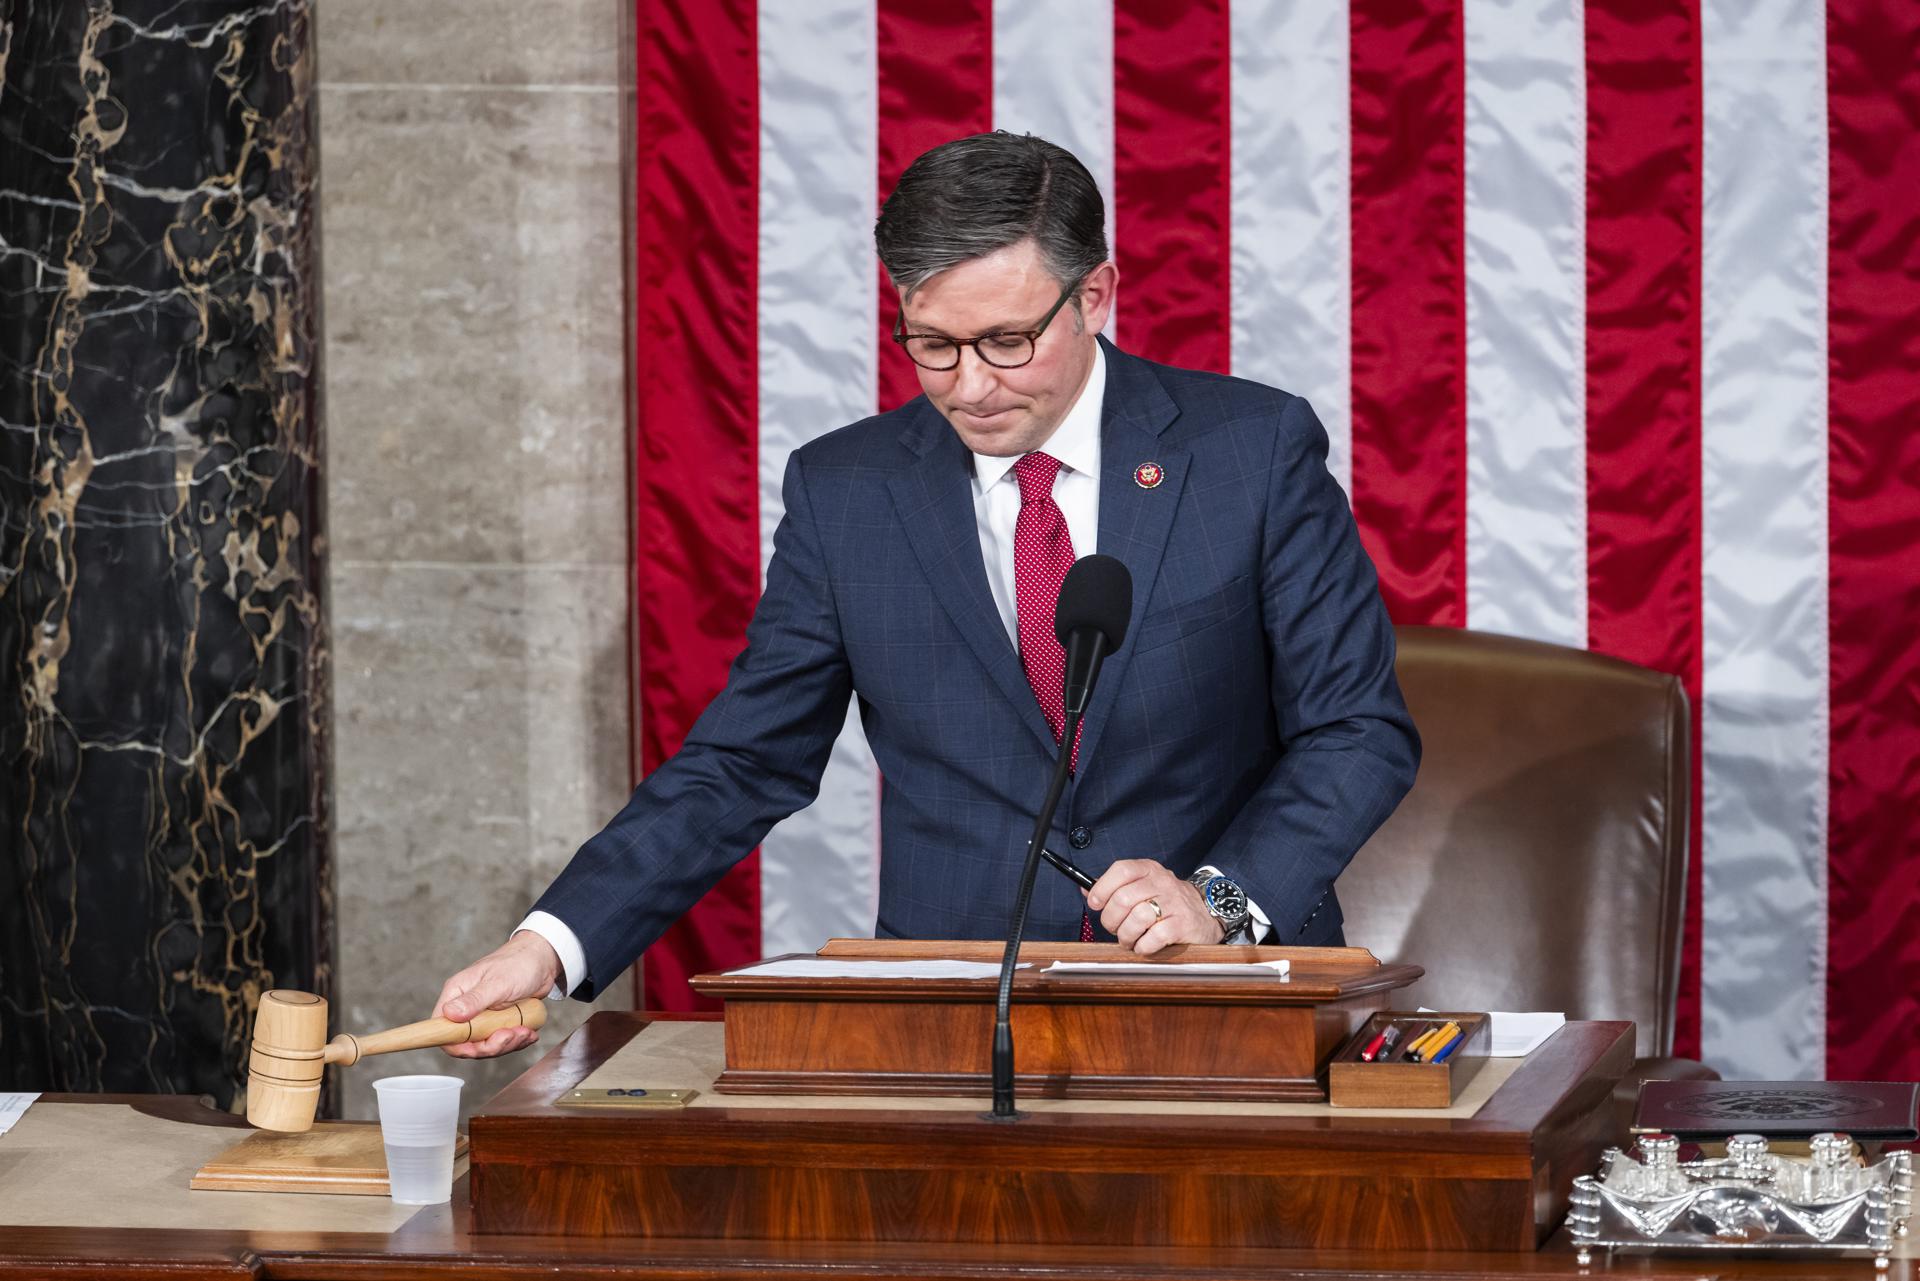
left=0, top=0, right=331, bottom=1106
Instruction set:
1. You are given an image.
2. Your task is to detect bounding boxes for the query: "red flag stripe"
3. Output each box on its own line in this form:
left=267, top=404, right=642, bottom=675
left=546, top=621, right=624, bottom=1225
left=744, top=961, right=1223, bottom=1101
left=1112, top=0, right=1233, bottom=374
left=1347, top=0, right=1468, bottom=627
left=877, top=0, right=994, bottom=412
left=633, top=0, right=763, bottom=1011
left=1582, top=1, right=1706, bottom=1060
left=1825, top=0, right=1920, bottom=1080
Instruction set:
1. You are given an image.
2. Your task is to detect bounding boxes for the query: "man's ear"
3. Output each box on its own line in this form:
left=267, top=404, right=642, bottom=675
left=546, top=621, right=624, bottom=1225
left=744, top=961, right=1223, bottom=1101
left=1076, top=260, right=1120, bottom=334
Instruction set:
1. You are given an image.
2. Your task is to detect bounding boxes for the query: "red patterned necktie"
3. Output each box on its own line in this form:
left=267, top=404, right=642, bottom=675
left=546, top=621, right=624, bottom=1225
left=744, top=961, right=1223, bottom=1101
left=1012, top=451, right=1076, bottom=753
left=1010, top=452, right=1094, bottom=941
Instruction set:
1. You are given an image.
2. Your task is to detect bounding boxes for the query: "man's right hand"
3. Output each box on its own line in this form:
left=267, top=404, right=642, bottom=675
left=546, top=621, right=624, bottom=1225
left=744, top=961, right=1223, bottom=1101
left=432, top=931, right=563, bottom=1059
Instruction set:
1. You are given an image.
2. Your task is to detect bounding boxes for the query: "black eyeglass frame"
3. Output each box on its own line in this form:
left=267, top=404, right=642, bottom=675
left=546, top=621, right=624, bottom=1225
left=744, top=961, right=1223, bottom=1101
left=890, top=274, right=1087, bottom=371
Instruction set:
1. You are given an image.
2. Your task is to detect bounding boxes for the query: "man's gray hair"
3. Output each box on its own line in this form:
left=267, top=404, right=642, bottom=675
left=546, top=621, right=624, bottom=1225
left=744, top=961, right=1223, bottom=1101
left=875, top=131, right=1108, bottom=300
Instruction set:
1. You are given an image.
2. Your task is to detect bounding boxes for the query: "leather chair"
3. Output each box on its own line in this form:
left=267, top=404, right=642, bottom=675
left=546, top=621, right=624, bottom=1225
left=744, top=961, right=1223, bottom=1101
left=1340, top=625, right=1716, bottom=1102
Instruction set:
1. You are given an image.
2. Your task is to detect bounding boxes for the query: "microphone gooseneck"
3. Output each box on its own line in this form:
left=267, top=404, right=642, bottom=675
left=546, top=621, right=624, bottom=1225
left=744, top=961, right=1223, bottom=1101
left=988, top=554, right=1132, bottom=1121
left=989, top=700, right=1081, bottom=1119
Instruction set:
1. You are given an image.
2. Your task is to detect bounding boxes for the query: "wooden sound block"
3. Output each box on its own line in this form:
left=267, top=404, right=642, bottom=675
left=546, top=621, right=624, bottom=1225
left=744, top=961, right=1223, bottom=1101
left=190, top=1121, right=469, bottom=1196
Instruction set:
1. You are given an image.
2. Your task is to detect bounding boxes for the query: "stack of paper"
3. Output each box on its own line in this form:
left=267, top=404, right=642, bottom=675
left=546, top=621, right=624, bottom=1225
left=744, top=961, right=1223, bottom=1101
left=1487, top=1012, right=1567, bottom=1057
left=728, top=957, right=1293, bottom=980
left=0, top=1094, right=36, bottom=1138
left=729, top=959, right=1018, bottom=980
left=1043, top=959, right=1290, bottom=977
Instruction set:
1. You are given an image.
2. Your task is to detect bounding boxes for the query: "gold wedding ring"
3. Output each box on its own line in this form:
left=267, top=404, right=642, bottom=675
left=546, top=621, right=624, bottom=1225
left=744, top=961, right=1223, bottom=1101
left=1145, top=898, right=1163, bottom=921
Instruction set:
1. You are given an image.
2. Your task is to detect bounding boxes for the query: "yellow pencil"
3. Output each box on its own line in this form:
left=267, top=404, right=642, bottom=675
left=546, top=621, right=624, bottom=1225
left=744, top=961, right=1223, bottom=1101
left=1412, top=1022, right=1461, bottom=1062
left=1402, top=1025, right=1442, bottom=1060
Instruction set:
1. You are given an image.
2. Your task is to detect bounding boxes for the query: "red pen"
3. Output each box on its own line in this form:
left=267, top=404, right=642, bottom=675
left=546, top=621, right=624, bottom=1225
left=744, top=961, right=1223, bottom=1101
left=1359, top=1027, right=1390, bottom=1062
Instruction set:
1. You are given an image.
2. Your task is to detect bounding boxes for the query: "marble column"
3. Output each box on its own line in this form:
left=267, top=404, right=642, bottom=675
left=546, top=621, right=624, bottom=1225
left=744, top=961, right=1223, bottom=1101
left=317, top=0, right=631, bottom=1122
left=0, top=0, right=331, bottom=1106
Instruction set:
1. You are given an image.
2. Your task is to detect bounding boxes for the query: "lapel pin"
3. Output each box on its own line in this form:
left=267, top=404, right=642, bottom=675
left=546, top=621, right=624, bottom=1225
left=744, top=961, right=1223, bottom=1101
left=1133, top=461, right=1165, bottom=490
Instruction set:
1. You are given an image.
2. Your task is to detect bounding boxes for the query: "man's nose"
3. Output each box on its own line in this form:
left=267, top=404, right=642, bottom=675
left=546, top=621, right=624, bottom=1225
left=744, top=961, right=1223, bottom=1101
left=953, top=345, right=1000, bottom=402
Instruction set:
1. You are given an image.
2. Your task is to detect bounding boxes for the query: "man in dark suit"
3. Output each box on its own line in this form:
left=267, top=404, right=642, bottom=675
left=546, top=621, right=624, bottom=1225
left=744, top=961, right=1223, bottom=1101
left=435, top=132, right=1418, bottom=1057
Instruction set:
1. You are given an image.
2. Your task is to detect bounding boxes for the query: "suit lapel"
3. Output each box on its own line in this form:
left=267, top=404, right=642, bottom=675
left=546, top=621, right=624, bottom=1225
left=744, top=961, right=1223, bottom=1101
left=1072, top=341, right=1187, bottom=778
left=888, top=402, right=1062, bottom=756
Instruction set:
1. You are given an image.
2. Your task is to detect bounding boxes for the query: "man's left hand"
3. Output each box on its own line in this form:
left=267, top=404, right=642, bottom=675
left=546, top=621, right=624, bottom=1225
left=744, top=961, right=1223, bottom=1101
left=1085, top=859, right=1224, bottom=953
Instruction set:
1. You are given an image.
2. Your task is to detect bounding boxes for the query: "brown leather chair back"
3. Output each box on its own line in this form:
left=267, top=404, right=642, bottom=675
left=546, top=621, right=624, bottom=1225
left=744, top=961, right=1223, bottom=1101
left=1339, top=626, right=1690, bottom=1057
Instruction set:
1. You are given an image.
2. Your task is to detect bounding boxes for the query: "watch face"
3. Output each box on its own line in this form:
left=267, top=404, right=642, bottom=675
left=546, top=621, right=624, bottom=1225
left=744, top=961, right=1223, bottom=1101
left=1206, top=878, right=1248, bottom=920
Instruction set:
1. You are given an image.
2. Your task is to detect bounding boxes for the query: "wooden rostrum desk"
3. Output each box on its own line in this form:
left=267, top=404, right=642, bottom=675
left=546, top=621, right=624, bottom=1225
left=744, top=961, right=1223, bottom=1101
left=469, top=942, right=1613, bottom=1249
left=8, top=1037, right=1920, bottom=1277
left=6, top=946, right=1914, bottom=1279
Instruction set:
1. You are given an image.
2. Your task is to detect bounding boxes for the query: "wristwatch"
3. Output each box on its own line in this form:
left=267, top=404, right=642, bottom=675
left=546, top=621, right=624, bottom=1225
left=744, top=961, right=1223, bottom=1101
left=1187, top=869, right=1252, bottom=941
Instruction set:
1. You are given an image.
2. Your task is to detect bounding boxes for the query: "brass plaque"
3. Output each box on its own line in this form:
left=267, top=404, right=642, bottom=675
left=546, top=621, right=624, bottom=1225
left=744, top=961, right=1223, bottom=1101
left=556, top=1087, right=698, bottom=1110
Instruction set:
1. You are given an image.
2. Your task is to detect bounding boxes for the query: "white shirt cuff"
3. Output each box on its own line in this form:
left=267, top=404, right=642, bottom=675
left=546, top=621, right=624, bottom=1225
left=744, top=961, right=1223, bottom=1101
left=514, top=910, right=587, bottom=999
left=1194, top=865, right=1273, bottom=943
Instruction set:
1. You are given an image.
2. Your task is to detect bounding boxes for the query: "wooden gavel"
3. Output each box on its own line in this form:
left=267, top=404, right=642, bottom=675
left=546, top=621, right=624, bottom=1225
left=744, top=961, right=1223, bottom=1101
left=245, top=989, right=547, bottom=1132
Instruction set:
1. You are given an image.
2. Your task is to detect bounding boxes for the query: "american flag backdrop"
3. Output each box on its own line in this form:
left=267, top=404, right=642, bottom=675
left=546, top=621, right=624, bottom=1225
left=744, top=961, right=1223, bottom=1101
left=623, top=0, right=1920, bottom=1081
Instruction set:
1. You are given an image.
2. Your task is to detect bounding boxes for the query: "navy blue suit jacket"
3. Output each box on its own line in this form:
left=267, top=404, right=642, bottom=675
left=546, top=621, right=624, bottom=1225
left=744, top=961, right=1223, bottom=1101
left=537, top=339, right=1420, bottom=997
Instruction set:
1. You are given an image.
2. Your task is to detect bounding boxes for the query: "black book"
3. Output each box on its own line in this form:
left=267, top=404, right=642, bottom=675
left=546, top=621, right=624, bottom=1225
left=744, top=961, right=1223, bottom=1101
left=1632, top=1079, right=1920, bottom=1140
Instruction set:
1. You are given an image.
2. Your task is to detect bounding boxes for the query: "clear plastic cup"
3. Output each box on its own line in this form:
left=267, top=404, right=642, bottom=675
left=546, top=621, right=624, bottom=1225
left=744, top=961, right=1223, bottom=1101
left=372, top=1074, right=463, bottom=1205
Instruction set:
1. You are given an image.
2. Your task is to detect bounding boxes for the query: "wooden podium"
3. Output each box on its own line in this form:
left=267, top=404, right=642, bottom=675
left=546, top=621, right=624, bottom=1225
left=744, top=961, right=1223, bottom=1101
left=468, top=942, right=1633, bottom=1251
left=693, top=939, right=1417, bottom=1102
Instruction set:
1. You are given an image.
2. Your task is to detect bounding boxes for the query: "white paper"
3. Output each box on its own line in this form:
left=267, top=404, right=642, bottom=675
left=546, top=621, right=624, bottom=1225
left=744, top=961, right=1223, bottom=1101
left=730, top=959, right=1022, bottom=980
left=1043, top=959, right=1290, bottom=977
left=1488, top=1011, right=1566, bottom=1057
left=1419, top=1008, right=1566, bottom=1057
left=0, top=1093, right=37, bottom=1137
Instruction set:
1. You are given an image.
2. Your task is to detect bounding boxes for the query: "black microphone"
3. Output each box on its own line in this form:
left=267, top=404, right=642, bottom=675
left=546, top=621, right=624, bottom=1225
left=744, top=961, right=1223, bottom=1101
left=988, top=554, right=1133, bottom=1121
left=1056, top=551, right=1131, bottom=720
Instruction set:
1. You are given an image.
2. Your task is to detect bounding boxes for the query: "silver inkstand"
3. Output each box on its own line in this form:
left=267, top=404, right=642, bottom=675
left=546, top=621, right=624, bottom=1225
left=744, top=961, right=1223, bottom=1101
left=1570, top=1130, right=1914, bottom=1270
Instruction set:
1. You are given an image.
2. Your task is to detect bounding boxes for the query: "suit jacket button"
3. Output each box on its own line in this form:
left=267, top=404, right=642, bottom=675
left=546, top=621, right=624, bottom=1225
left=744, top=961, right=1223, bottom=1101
left=1068, top=826, right=1093, bottom=850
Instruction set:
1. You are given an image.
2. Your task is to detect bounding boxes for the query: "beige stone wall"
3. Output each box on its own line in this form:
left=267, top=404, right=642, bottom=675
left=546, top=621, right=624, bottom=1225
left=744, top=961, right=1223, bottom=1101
left=317, top=0, right=633, bottom=1120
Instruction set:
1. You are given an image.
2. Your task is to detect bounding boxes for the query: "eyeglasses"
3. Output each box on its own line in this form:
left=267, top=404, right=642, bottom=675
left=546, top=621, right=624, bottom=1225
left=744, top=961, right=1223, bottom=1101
left=891, top=275, right=1084, bottom=372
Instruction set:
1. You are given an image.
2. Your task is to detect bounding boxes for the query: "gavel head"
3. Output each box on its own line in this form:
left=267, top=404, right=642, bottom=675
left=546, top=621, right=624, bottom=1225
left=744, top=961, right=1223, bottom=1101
left=246, top=989, right=330, bottom=1132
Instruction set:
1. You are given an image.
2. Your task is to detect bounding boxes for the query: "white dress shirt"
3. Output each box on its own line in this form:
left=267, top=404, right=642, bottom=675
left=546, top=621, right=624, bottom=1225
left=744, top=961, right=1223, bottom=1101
left=517, top=346, right=1265, bottom=997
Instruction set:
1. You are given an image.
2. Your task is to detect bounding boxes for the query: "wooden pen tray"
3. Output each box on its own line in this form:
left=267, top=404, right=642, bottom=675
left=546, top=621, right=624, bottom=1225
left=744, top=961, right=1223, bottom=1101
left=1327, top=1010, right=1491, bottom=1108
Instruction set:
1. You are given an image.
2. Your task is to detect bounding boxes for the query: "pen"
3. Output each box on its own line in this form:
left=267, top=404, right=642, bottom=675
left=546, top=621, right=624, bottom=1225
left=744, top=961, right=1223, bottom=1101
left=1374, top=1025, right=1403, bottom=1061
left=1039, top=845, right=1096, bottom=891
left=1359, top=1027, right=1390, bottom=1062
left=1430, top=1028, right=1468, bottom=1063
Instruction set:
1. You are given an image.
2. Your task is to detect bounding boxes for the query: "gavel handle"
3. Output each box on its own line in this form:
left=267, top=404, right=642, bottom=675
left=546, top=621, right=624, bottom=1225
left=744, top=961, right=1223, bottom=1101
left=322, top=998, right=548, bottom=1066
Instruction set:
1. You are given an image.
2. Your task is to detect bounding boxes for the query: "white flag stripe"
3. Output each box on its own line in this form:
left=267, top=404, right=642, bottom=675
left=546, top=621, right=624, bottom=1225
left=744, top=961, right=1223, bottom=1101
left=1229, top=0, right=1353, bottom=494
left=1698, top=0, right=1830, bottom=1078
left=1462, top=0, right=1587, bottom=647
left=755, top=0, right=883, bottom=958
left=993, top=0, right=1117, bottom=337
